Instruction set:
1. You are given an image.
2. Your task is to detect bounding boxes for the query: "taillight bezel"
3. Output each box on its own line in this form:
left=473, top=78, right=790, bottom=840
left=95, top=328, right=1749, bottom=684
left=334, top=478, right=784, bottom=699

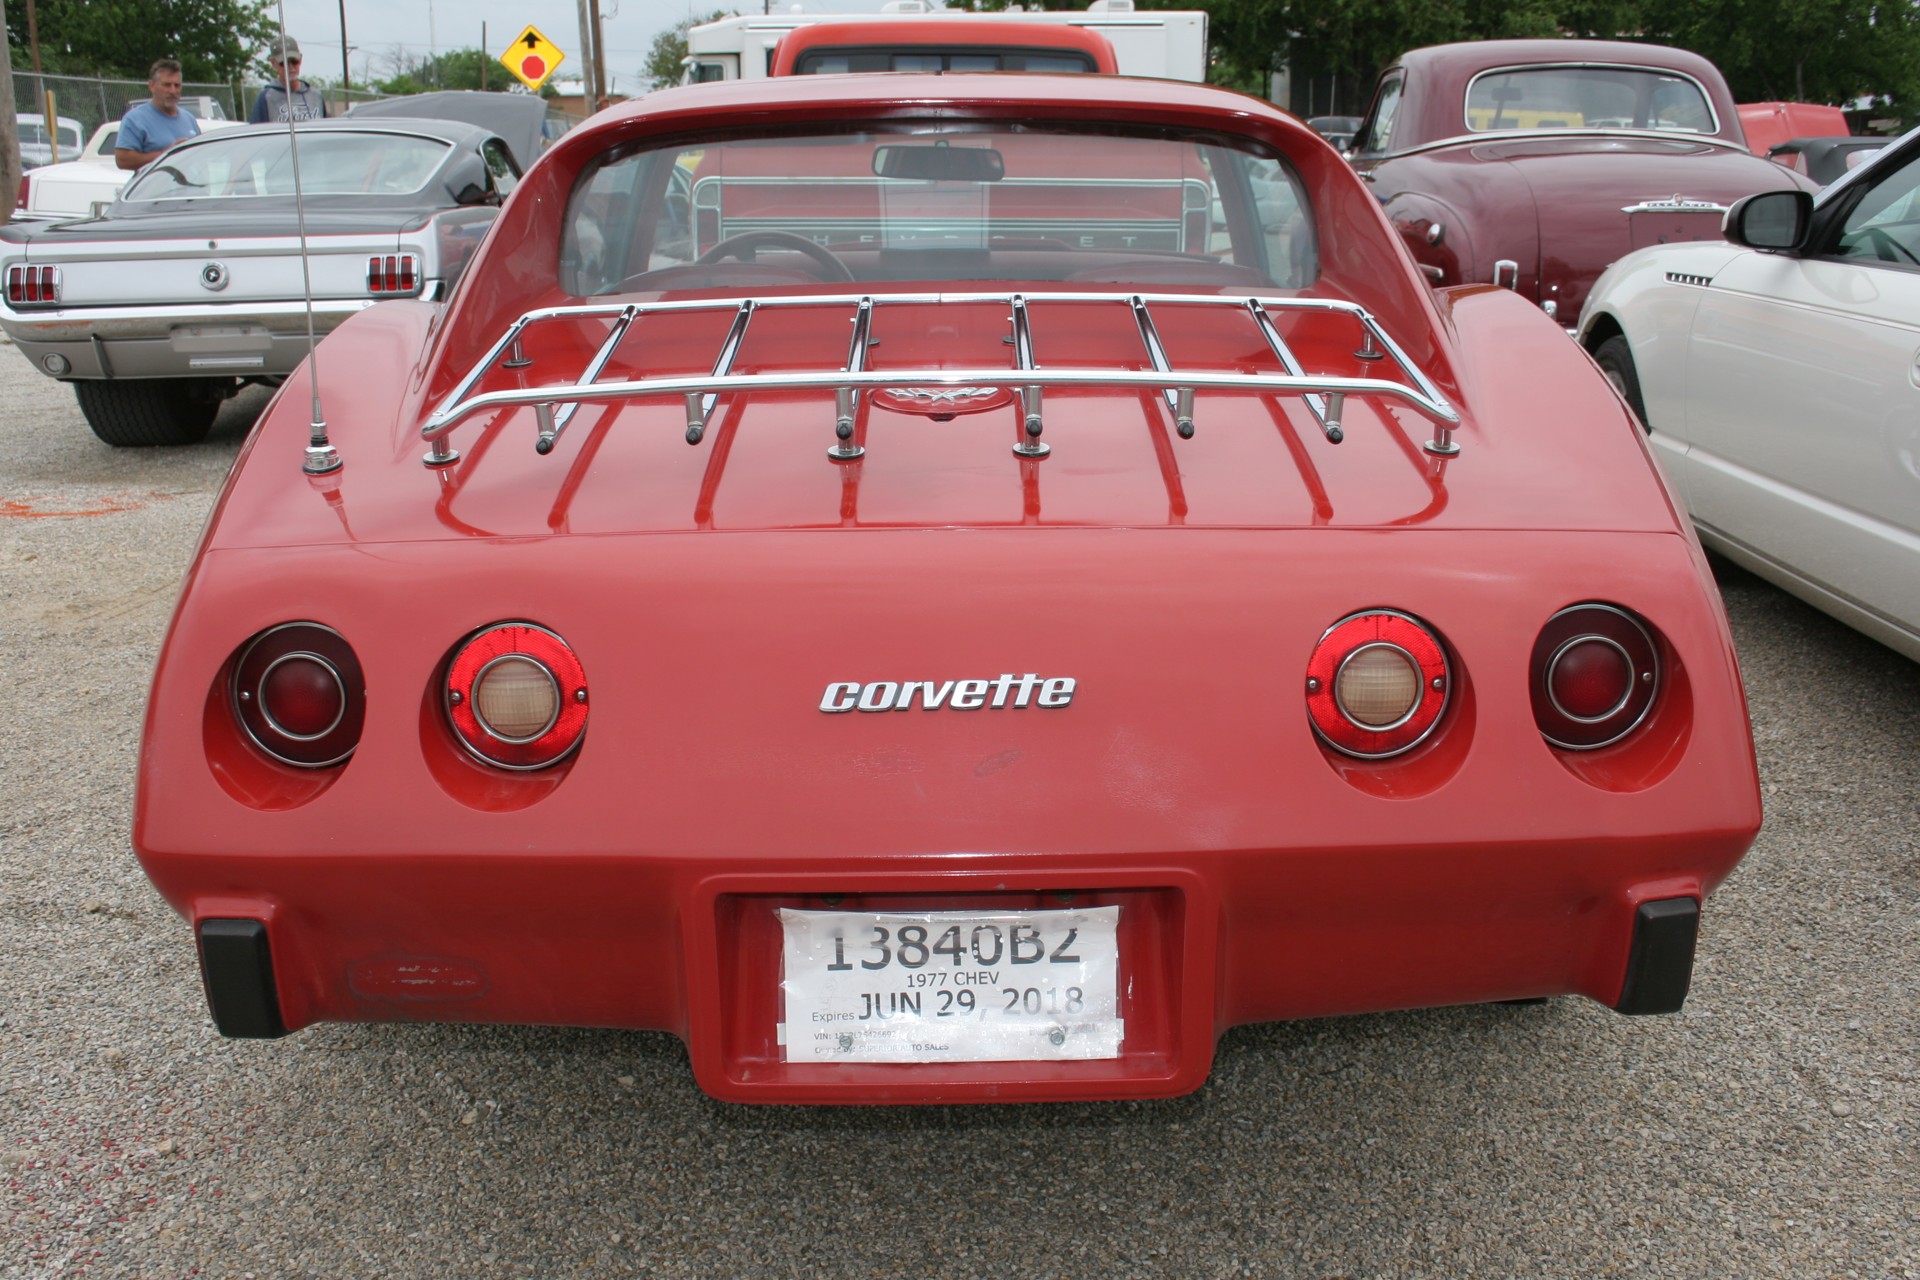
left=365, top=253, right=421, bottom=296
left=6, top=264, right=61, bottom=307
left=1306, top=609, right=1451, bottom=759
left=1531, top=603, right=1660, bottom=751
left=231, top=622, right=366, bottom=768
left=444, top=622, right=589, bottom=770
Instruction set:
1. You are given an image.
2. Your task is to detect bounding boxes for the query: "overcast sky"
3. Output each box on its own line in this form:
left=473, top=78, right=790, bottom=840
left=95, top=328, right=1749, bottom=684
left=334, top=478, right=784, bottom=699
left=271, top=0, right=888, bottom=95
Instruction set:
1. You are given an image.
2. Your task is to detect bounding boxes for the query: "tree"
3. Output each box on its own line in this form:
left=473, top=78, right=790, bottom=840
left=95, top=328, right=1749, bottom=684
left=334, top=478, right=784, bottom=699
left=1638, top=0, right=1920, bottom=107
left=645, top=10, right=734, bottom=91
left=5, top=0, right=274, bottom=81
left=1181, top=0, right=1918, bottom=120
left=374, top=46, right=522, bottom=95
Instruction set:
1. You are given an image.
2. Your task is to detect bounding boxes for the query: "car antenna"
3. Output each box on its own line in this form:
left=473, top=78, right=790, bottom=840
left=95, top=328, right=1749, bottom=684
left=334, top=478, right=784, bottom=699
left=273, top=3, right=342, bottom=475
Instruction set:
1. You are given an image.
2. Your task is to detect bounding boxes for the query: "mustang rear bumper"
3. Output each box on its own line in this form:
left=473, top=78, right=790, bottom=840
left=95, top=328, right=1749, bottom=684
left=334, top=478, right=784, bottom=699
left=2, top=298, right=382, bottom=379
left=156, top=837, right=1737, bottom=1105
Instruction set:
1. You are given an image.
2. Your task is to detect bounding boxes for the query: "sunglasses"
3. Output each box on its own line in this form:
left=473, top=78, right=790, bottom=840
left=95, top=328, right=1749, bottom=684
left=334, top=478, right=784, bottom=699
left=273, top=56, right=302, bottom=65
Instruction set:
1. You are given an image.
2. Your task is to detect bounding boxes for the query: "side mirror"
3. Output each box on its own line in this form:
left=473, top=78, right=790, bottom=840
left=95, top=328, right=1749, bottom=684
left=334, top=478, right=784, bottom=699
left=1724, top=189, right=1814, bottom=252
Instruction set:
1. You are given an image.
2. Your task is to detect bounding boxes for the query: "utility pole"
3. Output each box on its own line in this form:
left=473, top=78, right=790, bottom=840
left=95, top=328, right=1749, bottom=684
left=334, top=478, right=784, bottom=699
left=590, top=0, right=608, bottom=108
left=575, top=0, right=598, bottom=109
left=1, top=0, right=20, bottom=224
left=23, top=0, right=56, bottom=163
left=338, top=0, right=351, bottom=93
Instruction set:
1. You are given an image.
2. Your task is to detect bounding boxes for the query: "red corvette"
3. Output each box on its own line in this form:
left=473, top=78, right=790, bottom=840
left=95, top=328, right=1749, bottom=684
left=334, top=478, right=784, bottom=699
left=133, top=74, right=1762, bottom=1104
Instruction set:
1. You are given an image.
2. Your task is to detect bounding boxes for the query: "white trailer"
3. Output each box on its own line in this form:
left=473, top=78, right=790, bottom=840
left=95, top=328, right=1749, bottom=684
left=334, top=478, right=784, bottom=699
left=682, top=0, right=1208, bottom=85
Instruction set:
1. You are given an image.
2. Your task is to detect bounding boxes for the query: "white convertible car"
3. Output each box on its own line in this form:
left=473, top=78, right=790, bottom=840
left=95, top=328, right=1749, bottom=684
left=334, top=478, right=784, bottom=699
left=1580, top=125, right=1920, bottom=663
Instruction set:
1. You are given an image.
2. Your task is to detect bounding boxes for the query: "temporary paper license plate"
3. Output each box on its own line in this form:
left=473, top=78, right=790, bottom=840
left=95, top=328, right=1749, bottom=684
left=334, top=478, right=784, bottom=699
left=778, top=906, right=1122, bottom=1064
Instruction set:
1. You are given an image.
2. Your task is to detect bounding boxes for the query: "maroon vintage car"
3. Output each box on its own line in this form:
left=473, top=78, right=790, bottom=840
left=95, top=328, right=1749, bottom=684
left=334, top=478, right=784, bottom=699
left=1348, top=39, right=1816, bottom=326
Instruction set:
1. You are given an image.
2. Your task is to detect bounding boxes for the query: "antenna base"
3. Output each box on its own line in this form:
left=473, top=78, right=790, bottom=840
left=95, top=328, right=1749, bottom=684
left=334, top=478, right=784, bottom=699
left=303, top=442, right=343, bottom=475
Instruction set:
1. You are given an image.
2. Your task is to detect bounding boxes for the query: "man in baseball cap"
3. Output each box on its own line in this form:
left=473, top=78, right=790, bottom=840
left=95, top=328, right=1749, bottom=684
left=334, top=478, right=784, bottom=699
left=250, top=34, right=328, bottom=123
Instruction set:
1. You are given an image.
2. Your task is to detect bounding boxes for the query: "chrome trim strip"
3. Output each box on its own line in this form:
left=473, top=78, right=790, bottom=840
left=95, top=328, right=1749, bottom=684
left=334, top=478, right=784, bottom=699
left=0, top=297, right=377, bottom=338
left=1622, top=197, right=1729, bottom=215
left=1378, top=128, right=1748, bottom=164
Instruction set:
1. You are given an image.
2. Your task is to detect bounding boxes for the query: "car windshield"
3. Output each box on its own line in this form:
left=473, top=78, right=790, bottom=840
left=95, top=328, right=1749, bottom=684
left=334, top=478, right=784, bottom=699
left=562, top=122, right=1315, bottom=295
left=122, top=130, right=453, bottom=200
left=1465, top=67, right=1716, bottom=134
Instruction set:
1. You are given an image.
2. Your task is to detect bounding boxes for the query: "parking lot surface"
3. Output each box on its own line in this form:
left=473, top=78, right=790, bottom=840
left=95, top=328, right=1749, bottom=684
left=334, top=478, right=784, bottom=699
left=1, top=355, right=1914, bottom=1278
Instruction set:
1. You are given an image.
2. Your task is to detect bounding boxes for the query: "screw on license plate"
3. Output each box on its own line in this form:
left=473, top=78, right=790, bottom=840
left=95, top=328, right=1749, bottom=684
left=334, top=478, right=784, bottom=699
left=1049, top=1028, right=1066, bottom=1046
left=838, top=1033, right=854, bottom=1052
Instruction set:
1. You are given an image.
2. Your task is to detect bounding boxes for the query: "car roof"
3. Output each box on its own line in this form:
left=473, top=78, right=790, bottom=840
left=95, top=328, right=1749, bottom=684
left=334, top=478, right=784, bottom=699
left=177, top=116, right=500, bottom=148
left=1391, top=38, right=1727, bottom=81
left=349, top=91, right=550, bottom=170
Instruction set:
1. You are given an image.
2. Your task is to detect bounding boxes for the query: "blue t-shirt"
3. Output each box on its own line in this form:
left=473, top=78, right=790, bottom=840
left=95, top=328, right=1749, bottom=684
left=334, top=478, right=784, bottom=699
left=118, top=101, right=200, bottom=156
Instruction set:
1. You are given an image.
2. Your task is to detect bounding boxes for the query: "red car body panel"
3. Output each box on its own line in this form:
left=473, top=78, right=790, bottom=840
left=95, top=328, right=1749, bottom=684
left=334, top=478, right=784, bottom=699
left=132, top=75, right=1761, bottom=1104
left=1351, top=40, right=1817, bottom=326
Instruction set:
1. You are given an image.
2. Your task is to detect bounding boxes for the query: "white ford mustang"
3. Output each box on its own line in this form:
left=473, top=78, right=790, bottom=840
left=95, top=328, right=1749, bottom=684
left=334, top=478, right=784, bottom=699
left=1580, top=124, right=1920, bottom=663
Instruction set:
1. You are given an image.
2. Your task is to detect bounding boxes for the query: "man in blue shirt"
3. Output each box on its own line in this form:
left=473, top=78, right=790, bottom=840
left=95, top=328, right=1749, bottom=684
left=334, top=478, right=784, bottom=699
left=115, top=58, right=200, bottom=170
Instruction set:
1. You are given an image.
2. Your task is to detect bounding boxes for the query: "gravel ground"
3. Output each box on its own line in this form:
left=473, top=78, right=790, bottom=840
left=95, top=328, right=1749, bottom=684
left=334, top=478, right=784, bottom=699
left=1, top=354, right=1915, bottom=1279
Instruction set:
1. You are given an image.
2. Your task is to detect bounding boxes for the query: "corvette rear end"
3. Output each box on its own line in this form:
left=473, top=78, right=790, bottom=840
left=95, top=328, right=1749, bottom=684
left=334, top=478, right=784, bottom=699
left=131, top=75, right=1761, bottom=1104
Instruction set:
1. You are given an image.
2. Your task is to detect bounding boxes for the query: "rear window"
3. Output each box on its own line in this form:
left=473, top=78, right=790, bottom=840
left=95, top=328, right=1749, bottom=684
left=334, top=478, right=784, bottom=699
left=123, top=130, right=453, bottom=199
left=1464, top=66, right=1716, bottom=134
left=560, top=122, right=1316, bottom=296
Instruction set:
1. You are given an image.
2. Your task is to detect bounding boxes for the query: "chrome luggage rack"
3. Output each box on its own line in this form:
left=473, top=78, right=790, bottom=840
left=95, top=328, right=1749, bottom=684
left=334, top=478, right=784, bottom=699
left=419, top=291, right=1462, bottom=468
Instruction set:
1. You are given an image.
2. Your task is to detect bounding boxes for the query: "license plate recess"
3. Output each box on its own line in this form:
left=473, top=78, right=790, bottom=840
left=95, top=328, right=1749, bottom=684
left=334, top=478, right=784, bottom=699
left=704, top=886, right=1195, bottom=1101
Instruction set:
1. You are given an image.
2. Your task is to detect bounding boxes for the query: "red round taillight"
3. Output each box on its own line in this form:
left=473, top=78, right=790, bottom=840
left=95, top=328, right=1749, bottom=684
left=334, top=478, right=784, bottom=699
left=1306, top=610, right=1450, bottom=758
left=445, top=623, right=588, bottom=770
left=1531, top=604, right=1659, bottom=750
left=232, top=623, right=365, bottom=767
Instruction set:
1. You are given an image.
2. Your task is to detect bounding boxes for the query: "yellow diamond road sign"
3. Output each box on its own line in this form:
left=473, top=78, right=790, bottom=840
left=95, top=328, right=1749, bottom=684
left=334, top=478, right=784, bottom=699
left=502, top=25, right=565, bottom=91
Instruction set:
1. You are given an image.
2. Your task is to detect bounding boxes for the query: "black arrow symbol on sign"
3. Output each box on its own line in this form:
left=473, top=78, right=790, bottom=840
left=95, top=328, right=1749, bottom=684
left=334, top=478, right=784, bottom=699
left=522, top=32, right=540, bottom=48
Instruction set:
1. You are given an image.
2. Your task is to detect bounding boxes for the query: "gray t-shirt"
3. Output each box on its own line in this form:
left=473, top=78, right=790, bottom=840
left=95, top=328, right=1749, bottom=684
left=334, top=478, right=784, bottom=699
left=250, top=82, right=327, bottom=123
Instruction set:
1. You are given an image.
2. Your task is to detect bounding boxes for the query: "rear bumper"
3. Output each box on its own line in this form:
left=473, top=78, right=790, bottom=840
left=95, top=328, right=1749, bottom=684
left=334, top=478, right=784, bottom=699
left=1, top=298, right=382, bottom=379
left=152, top=836, right=1739, bottom=1105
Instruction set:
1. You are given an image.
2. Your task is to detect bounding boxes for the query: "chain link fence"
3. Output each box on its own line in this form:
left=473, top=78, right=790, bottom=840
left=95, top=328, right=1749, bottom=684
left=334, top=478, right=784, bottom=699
left=10, top=70, right=392, bottom=163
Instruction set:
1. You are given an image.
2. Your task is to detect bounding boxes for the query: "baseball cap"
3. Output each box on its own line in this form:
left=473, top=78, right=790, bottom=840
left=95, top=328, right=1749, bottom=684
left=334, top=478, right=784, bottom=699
left=269, top=36, right=302, bottom=62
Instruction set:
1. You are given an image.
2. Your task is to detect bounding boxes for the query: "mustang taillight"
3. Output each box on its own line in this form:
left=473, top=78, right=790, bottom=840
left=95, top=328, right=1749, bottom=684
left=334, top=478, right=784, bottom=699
left=232, top=623, right=366, bottom=767
left=366, top=253, right=420, bottom=295
left=1531, top=604, right=1660, bottom=750
left=15, top=175, right=30, bottom=211
left=6, top=264, right=61, bottom=306
left=445, top=623, right=588, bottom=770
left=1306, top=609, right=1450, bottom=758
